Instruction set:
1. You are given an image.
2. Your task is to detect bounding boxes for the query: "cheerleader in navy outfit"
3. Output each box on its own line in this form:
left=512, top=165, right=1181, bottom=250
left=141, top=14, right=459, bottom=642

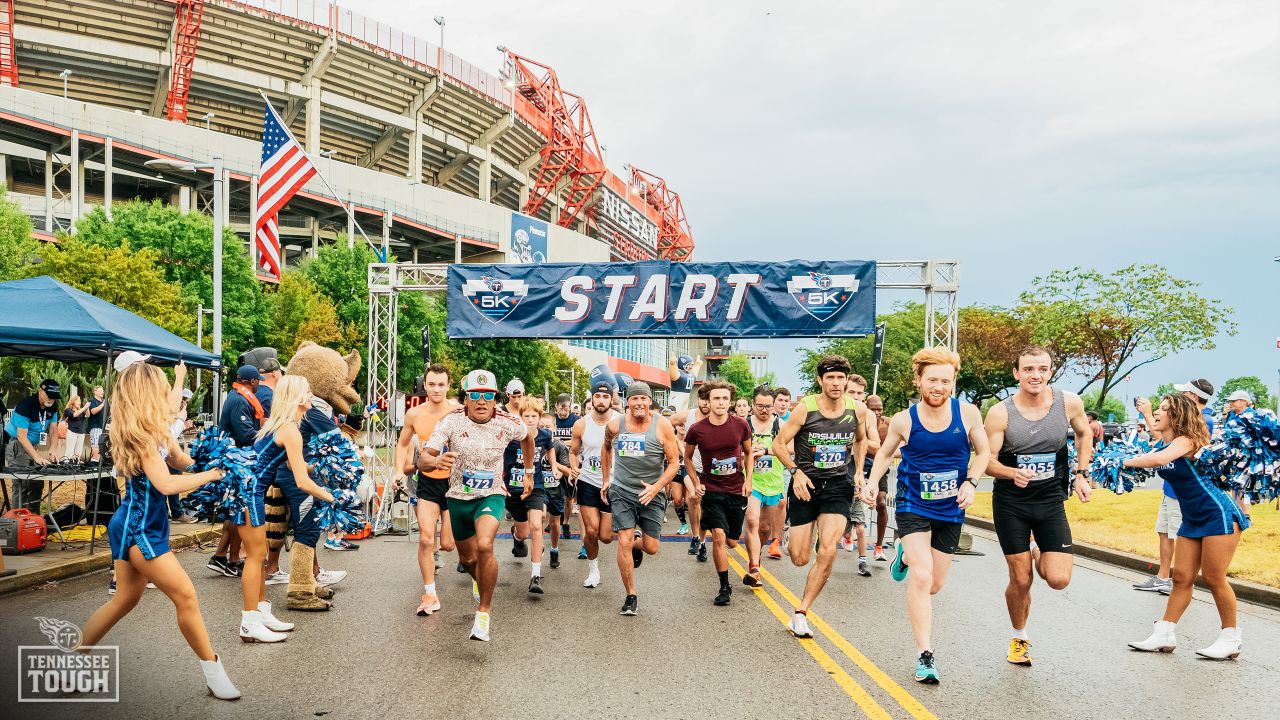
left=1126, top=394, right=1249, bottom=660
left=77, top=363, right=240, bottom=700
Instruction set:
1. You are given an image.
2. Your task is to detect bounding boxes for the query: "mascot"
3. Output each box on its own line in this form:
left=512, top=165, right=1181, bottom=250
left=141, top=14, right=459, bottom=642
left=668, top=355, right=701, bottom=411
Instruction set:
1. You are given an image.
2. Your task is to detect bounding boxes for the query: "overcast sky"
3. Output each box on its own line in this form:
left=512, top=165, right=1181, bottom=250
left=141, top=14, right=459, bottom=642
left=363, top=0, right=1279, bottom=402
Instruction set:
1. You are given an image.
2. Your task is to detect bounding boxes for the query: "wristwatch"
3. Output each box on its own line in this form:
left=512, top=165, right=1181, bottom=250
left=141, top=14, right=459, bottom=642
left=964, top=477, right=979, bottom=488
left=1073, top=469, right=1089, bottom=479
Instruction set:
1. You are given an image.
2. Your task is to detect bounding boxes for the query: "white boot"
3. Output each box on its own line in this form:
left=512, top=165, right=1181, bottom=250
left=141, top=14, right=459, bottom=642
left=239, top=611, right=288, bottom=643
left=256, top=601, right=294, bottom=632
left=199, top=654, right=241, bottom=700
left=1129, top=620, right=1177, bottom=652
left=1196, top=627, right=1242, bottom=660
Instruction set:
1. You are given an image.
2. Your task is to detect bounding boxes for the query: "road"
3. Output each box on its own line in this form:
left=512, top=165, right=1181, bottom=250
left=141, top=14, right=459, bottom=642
left=1, top=510, right=1276, bottom=720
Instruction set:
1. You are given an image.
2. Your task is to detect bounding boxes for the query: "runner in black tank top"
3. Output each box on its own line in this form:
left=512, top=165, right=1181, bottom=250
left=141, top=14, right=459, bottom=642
left=983, top=346, right=1094, bottom=667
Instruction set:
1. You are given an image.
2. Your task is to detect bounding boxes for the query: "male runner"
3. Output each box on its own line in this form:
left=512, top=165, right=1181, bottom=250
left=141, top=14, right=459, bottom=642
left=553, top=393, right=580, bottom=537
left=569, top=380, right=618, bottom=588
left=744, top=386, right=787, bottom=581
left=419, top=370, right=535, bottom=642
left=540, top=412, right=568, bottom=569
left=983, top=346, right=1094, bottom=665
left=770, top=386, right=794, bottom=558
left=684, top=381, right=753, bottom=606
left=672, top=385, right=713, bottom=561
left=504, top=378, right=525, bottom=414
left=842, top=374, right=880, bottom=576
left=504, top=397, right=556, bottom=594
left=773, top=357, right=868, bottom=635
left=866, top=347, right=990, bottom=683
left=600, top=382, right=681, bottom=614
left=866, top=394, right=892, bottom=561
left=393, top=363, right=458, bottom=616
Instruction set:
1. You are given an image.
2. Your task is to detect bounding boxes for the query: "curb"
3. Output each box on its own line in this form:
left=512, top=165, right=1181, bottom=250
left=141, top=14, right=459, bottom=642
left=964, top=516, right=1280, bottom=610
left=0, top=527, right=222, bottom=597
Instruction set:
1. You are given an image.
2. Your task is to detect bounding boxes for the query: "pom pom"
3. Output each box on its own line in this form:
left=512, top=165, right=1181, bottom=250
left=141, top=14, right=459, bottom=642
left=1089, top=433, right=1153, bottom=494
left=182, top=428, right=254, bottom=520
left=305, top=429, right=368, bottom=532
left=1196, top=408, right=1279, bottom=502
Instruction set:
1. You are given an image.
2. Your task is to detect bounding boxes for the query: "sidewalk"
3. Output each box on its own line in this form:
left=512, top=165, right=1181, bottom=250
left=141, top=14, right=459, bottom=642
left=0, top=521, right=222, bottom=596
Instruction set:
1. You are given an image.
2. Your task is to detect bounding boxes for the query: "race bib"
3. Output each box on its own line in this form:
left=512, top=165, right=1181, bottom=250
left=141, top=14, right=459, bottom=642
left=754, top=454, right=774, bottom=472
left=461, top=469, right=495, bottom=493
left=543, top=471, right=559, bottom=489
left=920, top=470, right=959, bottom=500
left=711, top=456, right=738, bottom=476
left=814, top=444, right=848, bottom=470
left=587, top=456, right=602, bottom=473
left=617, top=433, right=646, bottom=458
left=1017, top=453, right=1056, bottom=482
left=508, top=467, right=525, bottom=486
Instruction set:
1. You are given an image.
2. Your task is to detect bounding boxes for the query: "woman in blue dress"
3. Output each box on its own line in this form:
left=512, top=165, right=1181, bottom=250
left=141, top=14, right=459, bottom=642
left=77, top=362, right=240, bottom=700
left=1125, top=393, right=1248, bottom=660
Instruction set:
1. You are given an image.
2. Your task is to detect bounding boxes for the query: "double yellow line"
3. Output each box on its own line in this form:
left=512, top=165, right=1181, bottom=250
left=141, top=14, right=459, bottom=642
left=727, top=546, right=938, bottom=720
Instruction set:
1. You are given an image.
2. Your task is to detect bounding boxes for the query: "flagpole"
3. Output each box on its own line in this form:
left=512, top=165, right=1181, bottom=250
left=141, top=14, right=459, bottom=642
left=256, top=89, right=386, bottom=262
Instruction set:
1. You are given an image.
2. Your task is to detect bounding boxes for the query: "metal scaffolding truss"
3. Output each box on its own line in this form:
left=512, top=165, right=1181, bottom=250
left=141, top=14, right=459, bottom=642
left=360, top=260, right=958, bottom=533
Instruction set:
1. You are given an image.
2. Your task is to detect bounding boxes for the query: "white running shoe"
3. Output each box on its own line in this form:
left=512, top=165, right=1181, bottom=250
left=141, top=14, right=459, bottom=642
left=583, top=570, right=601, bottom=588
left=788, top=612, right=814, bottom=638
left=1196, top=627, right=1242, bottom=660
left=264, top=570, right=290, bottom=586
left=470, top=611, right=491, bottom=642
left=199, top=654, right=241, bottom=700
left=315, top=569, right=347, bottom=586
left=1129, top=620, right=1177, bottom=653
left=239, top=612, right=288, bottom=643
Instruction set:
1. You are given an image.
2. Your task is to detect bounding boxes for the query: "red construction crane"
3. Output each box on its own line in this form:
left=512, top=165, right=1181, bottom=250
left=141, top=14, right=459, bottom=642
left=164, top=0, right=205, bottom=121
left=0, top=0, right=18, bottom=87
left=630, top=167, right=694, bottom=261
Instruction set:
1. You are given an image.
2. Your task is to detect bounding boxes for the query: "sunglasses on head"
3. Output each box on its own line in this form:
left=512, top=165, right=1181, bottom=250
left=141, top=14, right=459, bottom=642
left=509, top=390, right=523, bottom=396
left=467, top=391, right=496, bottom=401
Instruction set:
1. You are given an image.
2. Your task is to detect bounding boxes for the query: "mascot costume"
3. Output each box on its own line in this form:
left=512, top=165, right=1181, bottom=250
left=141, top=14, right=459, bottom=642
left=668, top=355, right=701, bottom=411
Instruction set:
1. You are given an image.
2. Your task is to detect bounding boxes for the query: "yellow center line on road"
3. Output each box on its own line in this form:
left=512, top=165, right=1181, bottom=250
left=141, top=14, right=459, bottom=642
left=734, top=546, right=939, bottom=720
left=724, top=552, right=894, bottom=720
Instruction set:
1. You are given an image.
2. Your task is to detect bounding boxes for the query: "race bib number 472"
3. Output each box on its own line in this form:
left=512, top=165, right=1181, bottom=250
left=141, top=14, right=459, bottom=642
left=462, top=469, right=495, bottom=493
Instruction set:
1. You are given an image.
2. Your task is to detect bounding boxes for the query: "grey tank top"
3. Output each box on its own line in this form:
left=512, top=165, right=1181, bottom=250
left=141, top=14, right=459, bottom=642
left=612, top=413, right=665, bottom=495
left=997, top=389, right=1071, bottom=499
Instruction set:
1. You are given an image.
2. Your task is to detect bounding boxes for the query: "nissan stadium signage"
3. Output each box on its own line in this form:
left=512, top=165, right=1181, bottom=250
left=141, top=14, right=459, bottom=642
left=447, top=260, right=876, bottom=339
left=598, top=187, right=659, bottom=250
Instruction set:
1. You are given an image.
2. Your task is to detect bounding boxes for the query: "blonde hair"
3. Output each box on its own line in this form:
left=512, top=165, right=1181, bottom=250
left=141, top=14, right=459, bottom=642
left=257, top=375, right=312, bottom=441
left=109, top=364, right=172, bottom=476
left=912, top=346, right=961, bottom=377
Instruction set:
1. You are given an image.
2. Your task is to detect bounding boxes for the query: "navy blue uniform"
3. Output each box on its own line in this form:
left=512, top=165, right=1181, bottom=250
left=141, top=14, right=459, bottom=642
left=1157, top=455, right=1248, bottom=538
left=503, top=428, right=553, bottom=520
left=895, top=399, right=971, bottom=554
left=109, top=457, right=171, bottom=561
left=243, top=431, right=289, bottom=527
left=219, top=388, right=261, bottom=448
left=274, top=403, right=339, bottom=546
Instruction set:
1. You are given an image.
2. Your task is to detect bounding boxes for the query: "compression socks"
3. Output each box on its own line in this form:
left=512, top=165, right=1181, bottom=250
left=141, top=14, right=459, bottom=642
left=717, top=570, right=730, bottom=589
left=675, top=505, right=688, bottom=524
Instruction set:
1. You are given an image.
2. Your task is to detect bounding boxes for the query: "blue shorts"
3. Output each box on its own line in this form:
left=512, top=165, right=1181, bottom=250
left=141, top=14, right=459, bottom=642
left=751, top=489, right=784, bottom=507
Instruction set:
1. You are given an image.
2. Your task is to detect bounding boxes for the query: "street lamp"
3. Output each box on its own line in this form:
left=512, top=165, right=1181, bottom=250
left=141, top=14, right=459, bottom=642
left=201, top=112, right=214, bottom=130
left=144, top=155, right=225, bottom=414
left=434, top=15, right=445, bottom=51
left=58, top=69, right=71, bottom=98
left=557, top=367, right=576, bottom=405
left=195, top=304, right=215, bottom=392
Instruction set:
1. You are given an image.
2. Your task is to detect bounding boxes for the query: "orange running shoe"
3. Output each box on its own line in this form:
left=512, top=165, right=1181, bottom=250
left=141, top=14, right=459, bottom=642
left=768, top=538, right=782, bottom=559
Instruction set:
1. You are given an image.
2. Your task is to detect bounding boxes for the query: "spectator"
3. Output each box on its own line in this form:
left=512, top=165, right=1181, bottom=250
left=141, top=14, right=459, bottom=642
left=3, top=379, right=62, bottom=512
left=87, top=384, right=107, bottom=461
left=209, top=365, right=265, bottom=579
left=63, top=393, right=90, bottom=460
left=1224, top=389, right=1252, bottom=419
left=255, top=353, right=283, bottom=417
left=1087, top=411, right=1104, bottom=447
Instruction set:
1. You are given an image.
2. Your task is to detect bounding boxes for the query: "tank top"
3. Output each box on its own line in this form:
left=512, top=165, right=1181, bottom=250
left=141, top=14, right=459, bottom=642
left=794, top=395, right=860, bottom=484
left=749, top=415, right=786, bottom=496
left=251, top=431, right=290, bottom=487
left=578, top=412, right=613, bottom=488
left=897, top=399, right=971, bottom=523
left=996, top=390, right=1070, bottom=503
left=611, top=413, right=665, bottom=495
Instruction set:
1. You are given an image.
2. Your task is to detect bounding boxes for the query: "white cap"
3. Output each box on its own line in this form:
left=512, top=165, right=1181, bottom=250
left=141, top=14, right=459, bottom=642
left=1173, top=381, right=1212, bottom=402
left=462, top=369, right=499, bottom=393
left=113, top=350, right=151, bottom=373
left=181, top=388, right=193, bottom=399
left=505, top=378, right=525, bottom=394
left=1226, top=390, right=1253, bottom=403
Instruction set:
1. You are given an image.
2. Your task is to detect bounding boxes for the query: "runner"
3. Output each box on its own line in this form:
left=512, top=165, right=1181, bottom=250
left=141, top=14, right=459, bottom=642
left=393, top=364, right=458, bottom=617
left=865, top=347, right=990, bottom=683
left=553, top=393, right=580, bottom=538
left=504, top=378, right=525, bottom=414
left=865, top=394, right=891, bottom=561
left=684, top=381, right=753, bottom=606
left=769, top=386, right=793, bottom=559
left=842, top=374, right=880, bottom=577
left=672, top=385, right=713, bottom=562
left=983, top=346, right=1094, bottom=666
left=569, top=379, right=619, bottom=589
left=503, top=396, right=556, bottom=594
left=418, top=369, right=536, bottom=642
left=539, top=412, right=567, bottom=569
left=772, top=357, right=868, bottom=634
left=599, top=382, right=681, bottom=615
left=744, top=386, right=787, bottom=580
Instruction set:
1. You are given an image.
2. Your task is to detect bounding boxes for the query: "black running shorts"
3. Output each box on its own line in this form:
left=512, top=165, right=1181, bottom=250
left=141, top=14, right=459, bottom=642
left=992, top=496, right=1073, bottom=555
left=787, top=473, right=855, bottom=527
left=700, top=490, right=747, bottom=537
left=411, top=474, right=450, bottom=509
left=895, top=510, right=963, bottom=554
left=576, top=482, right=610, bottom=511
left=504, top=489, right=548, bottom=522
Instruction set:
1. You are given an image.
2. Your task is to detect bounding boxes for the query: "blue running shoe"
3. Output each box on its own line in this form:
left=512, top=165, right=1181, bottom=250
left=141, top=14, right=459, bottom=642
left=577, top=546, right=588, bottom=560
left=915, top=651, right=939, bottom=683
left=891, top=542, right=909, bottom=582
left=678, top=522, right=690, bottom=535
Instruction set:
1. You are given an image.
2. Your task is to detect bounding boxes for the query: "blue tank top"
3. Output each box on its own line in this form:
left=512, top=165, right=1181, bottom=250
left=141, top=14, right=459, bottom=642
left=252, top=431, right=290, bottom=487
left=116, top=468, right=170, bottom=556
left=896, top=399, right=971, bottom=523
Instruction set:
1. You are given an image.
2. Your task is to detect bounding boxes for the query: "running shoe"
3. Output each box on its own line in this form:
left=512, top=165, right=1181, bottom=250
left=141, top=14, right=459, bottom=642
left=108, top=578, right=115, bottom=595
left=416, top=593, right=441, bottom=616
left=472, top=580, right=481, bottom=603
left=714, top=587, right=732, bottom=606
left=512, top=537, right=528, bottom=557
left=456, top=561, right=467, bottom=574
left=1132, top=575, right=1170, bottom=592
left=528, top=576, right=544, bottom=594
left=577, top=547, right=588, bottom=560
left=788, top=612, right=813, bottom=638
left=632, top=544, right=643, bottom=569
left=678, top=522, right=690, bottom=535
left=550, top=548, right=561, bottom=569
left=1007, top=638, right=1032, bottom=666
left=1158, top=585, right=1171, bottom=596
left=857, top=559, right=872, bottom=577
left=688, top=538, right=700, bottom=555
left=264, top=570, right=289, bottom=586
left=470, top=611, right=490, bottom=642
left=743, top=567, right=762, bottom=587
left=842, top=538, right=856, bottom=553
left=915, top=651, right=939, bottom=683
left=206, top=555, right=231, bottom=576
left=434, top=550, right=441, bottom=569
left=874, top=546, right=887, bottom=562
left=621, top=594, right=638, bottom=616
left=697, top=542, right=708, bottom=563
left=583, top=569, right=601, bottom=588
left=891, top=542, right=909, bottom=582
left=315, top=569, right=346, bottom=586
left=561, top=523, right=571, bottom=539
left=768, top=538, right=782, bottom=560
left=226, top=561, right=244, bottom=578
left=147, top=582, right=156, bottom=589
left=324, top=537, right=359, bottom=551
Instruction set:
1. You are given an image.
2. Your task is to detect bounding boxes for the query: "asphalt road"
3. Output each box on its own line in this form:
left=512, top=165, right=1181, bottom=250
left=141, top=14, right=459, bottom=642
left=1, top=509, right=1276, bottom=720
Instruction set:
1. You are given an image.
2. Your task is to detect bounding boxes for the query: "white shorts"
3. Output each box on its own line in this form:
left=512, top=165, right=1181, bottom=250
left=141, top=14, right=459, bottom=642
left=1155, top=495, right=1182, bottom=535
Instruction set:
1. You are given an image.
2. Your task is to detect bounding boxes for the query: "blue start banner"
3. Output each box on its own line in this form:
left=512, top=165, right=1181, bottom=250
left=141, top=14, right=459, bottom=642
left=447, top=260, right=876, bottom=339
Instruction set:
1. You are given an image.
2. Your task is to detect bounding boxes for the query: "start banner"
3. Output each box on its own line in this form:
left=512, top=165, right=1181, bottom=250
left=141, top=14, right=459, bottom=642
left=447, top=260, right=876, bottom=339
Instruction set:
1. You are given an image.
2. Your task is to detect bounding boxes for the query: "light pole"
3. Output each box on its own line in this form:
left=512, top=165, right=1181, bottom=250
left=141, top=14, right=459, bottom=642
left=145, top=155, right=224, bottom=414
left=195, top=304, right=215, bottom=392
left=434, top=15, right=445, bottom=51
left=58, top=69, right=71, bottom=98
left=201, top=112, right=214, bottom=130
left=557, top=367, right=576, bottom=405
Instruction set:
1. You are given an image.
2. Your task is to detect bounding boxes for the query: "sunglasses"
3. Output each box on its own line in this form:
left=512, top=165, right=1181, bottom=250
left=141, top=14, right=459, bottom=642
left=467, top=391, right=497, bottom=401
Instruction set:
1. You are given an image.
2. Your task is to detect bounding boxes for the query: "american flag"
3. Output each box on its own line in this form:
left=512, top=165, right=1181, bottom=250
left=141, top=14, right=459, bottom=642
left=254, top=100, right=316, bottom=278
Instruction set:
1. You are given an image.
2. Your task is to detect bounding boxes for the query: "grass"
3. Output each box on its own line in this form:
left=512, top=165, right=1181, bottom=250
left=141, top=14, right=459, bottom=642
left=967, top=491, right=1280, bottom=588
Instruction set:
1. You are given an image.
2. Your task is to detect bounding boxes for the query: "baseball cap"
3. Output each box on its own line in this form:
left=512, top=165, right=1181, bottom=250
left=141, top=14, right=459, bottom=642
left=1226, top=390, right=1253, bottom=403
left=590, top=379, right=616, bottom=396
left=462, top=369, right=499, bottom=393
left=1173, top=379, right=1213, bottom=402
left=181, top=388, right=193, bottom=399
left=39, top=378, right=61, bottom=399
left=113, top=350, right=151, bottom=373
left=626, top=381, right=653, bottom=399
left=236, top=365, right=263, bottom=381
left=257, top=356, right=283, bottom=373
left=506, top=378, right=525, bottom=394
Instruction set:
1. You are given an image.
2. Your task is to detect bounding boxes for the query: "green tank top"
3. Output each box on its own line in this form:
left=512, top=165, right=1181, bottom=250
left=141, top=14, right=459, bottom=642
left=749, top=416, right=786, bottom=496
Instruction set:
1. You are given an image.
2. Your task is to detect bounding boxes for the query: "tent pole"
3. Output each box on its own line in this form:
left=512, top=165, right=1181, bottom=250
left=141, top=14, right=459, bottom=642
left=89, top=349, right=113, bottom=555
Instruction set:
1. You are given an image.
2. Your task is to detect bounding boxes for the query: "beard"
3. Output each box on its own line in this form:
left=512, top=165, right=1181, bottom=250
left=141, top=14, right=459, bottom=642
left=922, top=393, right=947, bottom=408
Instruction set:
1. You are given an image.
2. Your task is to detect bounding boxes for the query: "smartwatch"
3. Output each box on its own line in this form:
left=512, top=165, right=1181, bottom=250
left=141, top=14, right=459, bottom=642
left=964, top=477, right=979, bottom=488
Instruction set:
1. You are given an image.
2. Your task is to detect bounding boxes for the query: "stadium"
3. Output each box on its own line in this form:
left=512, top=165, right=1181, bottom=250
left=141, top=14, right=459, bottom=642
left=0, top=0, right=708, bottom=395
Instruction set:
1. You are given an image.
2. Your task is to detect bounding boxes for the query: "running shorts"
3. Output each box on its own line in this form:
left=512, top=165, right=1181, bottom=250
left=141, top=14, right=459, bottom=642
left=701, top=490, right=747, bottom=537
left=787, top=473, right=855, bottom=527
left=576, top=482, right=609, bottom=511
left=447, top=495, right=505, bottom=542
left=751, top=489, right=784, bottom=507
left=993, top=496, right=1073, bottom=555
left=608, top=486, right=667, bottom=537
left=895, top=510, right=962, bottom=554
left=410, top=474, right=449, bottom=509
left=504, top=489, right=548, bottom=523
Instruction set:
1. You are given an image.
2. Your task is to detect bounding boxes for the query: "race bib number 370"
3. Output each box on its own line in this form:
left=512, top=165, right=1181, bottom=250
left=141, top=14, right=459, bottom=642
left=920, top=470, right=959, bottom=500
left=814, top=444, right=848, bottom=470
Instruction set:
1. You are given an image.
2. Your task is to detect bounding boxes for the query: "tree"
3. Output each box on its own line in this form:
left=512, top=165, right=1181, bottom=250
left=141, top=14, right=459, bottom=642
left=1018, top=264, right=1236, bottom=408
left=1215, top=376, right=1273, bottom=412
left=799, top=303, right=925, bottom=412
left=1149, top=382, right=1177, bottom=406
left=1081, top=389, right=1127, bottom=423
left=717, top=354, right=760, bottom=399
left=262, top=271, right=346, bottom=356
left=0, top=185, right=38, bottom=282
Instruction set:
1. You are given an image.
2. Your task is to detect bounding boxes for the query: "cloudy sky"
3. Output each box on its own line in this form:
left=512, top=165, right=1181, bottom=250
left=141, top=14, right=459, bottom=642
left=363, top=0, right=1279, bottom=401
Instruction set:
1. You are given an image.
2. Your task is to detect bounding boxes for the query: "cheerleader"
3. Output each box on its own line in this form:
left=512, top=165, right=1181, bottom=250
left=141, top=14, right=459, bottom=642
left=77, top=362, right=239, bottom=700
left=1126, top=393, right=1248, bottom=660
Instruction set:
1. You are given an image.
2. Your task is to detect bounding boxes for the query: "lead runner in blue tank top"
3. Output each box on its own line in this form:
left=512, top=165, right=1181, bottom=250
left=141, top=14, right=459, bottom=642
left=1125, top=394, right=1248, bottom=660
left=865, top=347, right=990, bottom=685
left=76, top=362, right=241, bottom=700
